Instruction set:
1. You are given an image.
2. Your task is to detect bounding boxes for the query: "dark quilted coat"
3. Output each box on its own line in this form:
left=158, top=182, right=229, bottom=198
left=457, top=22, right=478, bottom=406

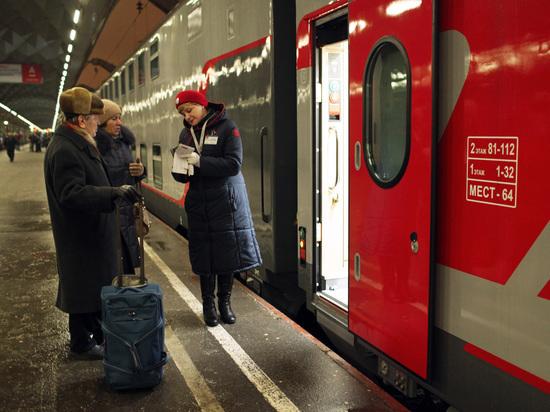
left=172, top=102, right=262, bottom=276
left=44, top=124, right=117, bottom=314
left=95, top=125, right=147, bottom=267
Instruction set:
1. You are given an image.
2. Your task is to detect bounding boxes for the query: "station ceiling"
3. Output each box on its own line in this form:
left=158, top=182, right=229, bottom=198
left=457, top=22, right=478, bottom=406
left=0, top=0, right=179, bottom=133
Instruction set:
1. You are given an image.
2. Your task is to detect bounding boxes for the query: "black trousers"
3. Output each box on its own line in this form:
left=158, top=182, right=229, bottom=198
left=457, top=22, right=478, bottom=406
left=68, top=311, right=103, bottom=353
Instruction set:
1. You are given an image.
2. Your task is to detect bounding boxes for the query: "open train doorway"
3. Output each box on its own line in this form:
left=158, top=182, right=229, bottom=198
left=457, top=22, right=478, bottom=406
left=315, top=13, right=349, bottom=310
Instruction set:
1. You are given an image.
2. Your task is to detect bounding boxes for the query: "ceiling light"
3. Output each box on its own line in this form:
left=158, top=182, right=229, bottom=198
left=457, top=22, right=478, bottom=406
left=65, top=55, right=71, bottom=63
left=68, top=44, right=73, bottom=53
left=73, top=10, right=81, bottom=24
left=0, top=103, right=44, bottom=132
left=70, top=29, right=76, bottom=41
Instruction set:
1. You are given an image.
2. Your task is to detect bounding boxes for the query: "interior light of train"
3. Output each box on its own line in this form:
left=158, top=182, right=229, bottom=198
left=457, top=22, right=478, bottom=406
left=299, top=227, right=306, bottom=267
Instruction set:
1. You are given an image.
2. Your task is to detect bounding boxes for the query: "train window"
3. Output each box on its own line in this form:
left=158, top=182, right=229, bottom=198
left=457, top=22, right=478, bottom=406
left=103, top=85, right=108, bottom=99
left=129, top=61, right=135, bottom=92
left=114, top=76, right=119, bottom=99
left=188, top=5, right=202, bottom=41
left=109, top=81, right=113, bottom=100
left=152, top=144, right=162, bottom=189
left=363, top=37, right=410, bottom=188
left=150, top=38, right=159, bottom=80
left=121, top=68, right=126, bottom=96
left=227, top=8, right=235, bottom=38
left=140, top=144, right=148, bottom=183
left=138, top=53, right=145, bottom=87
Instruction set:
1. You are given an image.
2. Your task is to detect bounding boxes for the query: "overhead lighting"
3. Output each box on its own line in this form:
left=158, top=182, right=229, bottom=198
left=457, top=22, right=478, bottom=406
left=52, top=13, right=80, bottom=130
left=0, top=102, right=45, bottom=133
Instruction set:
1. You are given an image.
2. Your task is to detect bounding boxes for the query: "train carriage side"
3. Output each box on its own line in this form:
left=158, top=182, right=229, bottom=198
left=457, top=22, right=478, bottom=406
left=296, top=0, right=550, bottom=411
left=433, top=0, right=550, bottom=410
left=99, top=0, right=298, bottom=292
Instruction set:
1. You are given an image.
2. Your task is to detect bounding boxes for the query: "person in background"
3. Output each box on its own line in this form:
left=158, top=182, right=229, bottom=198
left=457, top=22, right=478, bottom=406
left=172, top=90, right=262, bottom=327
left=96, top=99, right=147, bottom=273
left=4, top=133, right=16, bottom=162
left=15, top=132, right=21, bottom=151
left=44, top=87, right=140, bottom=360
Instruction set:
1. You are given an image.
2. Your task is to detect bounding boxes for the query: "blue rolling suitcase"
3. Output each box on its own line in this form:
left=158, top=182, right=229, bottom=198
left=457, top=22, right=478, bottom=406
left=101, top=195, right=169, bottom=390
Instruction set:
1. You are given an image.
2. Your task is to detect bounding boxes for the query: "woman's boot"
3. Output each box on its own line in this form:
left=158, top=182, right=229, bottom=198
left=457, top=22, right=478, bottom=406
left=200, top=275, right=219, bottom=326
left=217, top=274, right=236, bottom=324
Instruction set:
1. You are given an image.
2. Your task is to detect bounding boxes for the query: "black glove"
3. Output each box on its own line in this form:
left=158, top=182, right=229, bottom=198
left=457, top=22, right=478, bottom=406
left=111, top=185, right=141, bottom=205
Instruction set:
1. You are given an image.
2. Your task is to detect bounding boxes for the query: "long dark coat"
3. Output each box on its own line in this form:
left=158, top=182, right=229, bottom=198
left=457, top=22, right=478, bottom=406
left=44, top=124, right=117, bottom=314
left=172, top=102, right=262, bottom=276
left=95, top=125, right=146, bottom=267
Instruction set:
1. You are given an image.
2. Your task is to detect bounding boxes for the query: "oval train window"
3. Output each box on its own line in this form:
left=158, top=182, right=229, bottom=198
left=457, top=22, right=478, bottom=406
left=363, top=37, right=410, bottom=188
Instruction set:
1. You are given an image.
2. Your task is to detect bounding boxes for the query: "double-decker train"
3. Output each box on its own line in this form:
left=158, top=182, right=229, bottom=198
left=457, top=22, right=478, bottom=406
left=97, top=1, right=550, bottom=410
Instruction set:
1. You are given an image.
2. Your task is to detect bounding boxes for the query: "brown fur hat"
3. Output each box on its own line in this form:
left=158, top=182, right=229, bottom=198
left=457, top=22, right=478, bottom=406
left=60, top=87, right=104, bottom=117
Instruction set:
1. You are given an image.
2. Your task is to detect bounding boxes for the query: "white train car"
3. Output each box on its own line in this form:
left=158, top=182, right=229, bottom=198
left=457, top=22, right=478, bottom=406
left=100, top=0, right=298, bottom=293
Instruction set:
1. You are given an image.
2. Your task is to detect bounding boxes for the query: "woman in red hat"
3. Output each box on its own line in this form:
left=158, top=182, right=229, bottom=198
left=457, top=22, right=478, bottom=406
left=172, top=90, right=262, bottom=327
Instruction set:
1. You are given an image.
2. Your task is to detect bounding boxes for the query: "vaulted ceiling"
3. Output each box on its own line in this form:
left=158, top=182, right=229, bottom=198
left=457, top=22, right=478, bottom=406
left=0, top=0, right=178, bottom=133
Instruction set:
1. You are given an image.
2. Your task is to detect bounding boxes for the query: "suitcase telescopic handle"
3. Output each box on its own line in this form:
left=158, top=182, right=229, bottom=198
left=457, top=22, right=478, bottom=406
left=116, top=200, right=123, bottom=288
left=115, top=182, right=146, bottom=288
left=137, top=181, right=146, bottom=284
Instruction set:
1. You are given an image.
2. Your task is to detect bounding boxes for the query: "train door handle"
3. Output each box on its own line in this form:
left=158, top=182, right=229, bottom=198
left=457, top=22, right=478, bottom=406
left=260, top=126, right=271, bottom=223
left=328, top=126, right=339, bottom=191
left=410, top=232, right=419, bottom=253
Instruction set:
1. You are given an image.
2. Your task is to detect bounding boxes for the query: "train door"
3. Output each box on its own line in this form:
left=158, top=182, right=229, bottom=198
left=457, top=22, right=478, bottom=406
left=348, top=0, right=436, bottom=379
left=316, top=13, right=349, bottom=309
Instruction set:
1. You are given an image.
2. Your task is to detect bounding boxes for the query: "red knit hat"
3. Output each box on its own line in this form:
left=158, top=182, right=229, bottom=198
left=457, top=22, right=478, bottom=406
left=175, top=90, right=208, bottom=111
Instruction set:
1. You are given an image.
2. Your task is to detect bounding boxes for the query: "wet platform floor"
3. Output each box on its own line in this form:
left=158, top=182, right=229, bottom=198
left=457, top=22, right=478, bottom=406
left=0, top=147, right=408, bottom=411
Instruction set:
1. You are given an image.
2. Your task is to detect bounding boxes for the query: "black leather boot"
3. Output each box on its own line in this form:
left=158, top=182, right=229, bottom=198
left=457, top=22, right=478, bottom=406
left=217, top=274, right=236, bottom=324
left=200, top=275, right=219, bottom=326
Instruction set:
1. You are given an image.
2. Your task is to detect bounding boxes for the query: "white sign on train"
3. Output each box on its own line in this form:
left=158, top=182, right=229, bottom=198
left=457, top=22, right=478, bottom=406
left=466, top=136, right=518, bottom=208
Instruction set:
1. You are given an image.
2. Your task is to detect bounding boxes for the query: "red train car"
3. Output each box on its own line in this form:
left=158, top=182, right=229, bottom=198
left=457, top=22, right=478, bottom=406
left=296, top=0, right=550, bottom=410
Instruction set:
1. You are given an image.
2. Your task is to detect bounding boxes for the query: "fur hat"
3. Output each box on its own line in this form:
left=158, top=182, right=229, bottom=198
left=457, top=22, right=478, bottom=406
left=60, top=87, right=104, bottom=118
left=99, top=99, right=122, bottom=125
left=175, top=90, right=208, bottom=112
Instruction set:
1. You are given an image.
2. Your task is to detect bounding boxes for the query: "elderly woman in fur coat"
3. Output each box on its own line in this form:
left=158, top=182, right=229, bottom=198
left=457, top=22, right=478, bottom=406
left=95, top=99, right=147, bottom=273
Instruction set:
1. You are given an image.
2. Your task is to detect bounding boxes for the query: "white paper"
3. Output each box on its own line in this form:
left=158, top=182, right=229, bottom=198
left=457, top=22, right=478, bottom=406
left=175, top=144, right=194, bottom=157
left=172, top=144, right=195, bottom=175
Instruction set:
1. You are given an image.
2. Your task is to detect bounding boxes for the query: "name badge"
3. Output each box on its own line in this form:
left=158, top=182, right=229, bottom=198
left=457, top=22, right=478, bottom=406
left=204, top=135, right=218, bottom=145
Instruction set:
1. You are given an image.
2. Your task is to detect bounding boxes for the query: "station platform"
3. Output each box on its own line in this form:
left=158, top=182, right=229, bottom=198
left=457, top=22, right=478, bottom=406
left=0, top=147, right=408, bottom=411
